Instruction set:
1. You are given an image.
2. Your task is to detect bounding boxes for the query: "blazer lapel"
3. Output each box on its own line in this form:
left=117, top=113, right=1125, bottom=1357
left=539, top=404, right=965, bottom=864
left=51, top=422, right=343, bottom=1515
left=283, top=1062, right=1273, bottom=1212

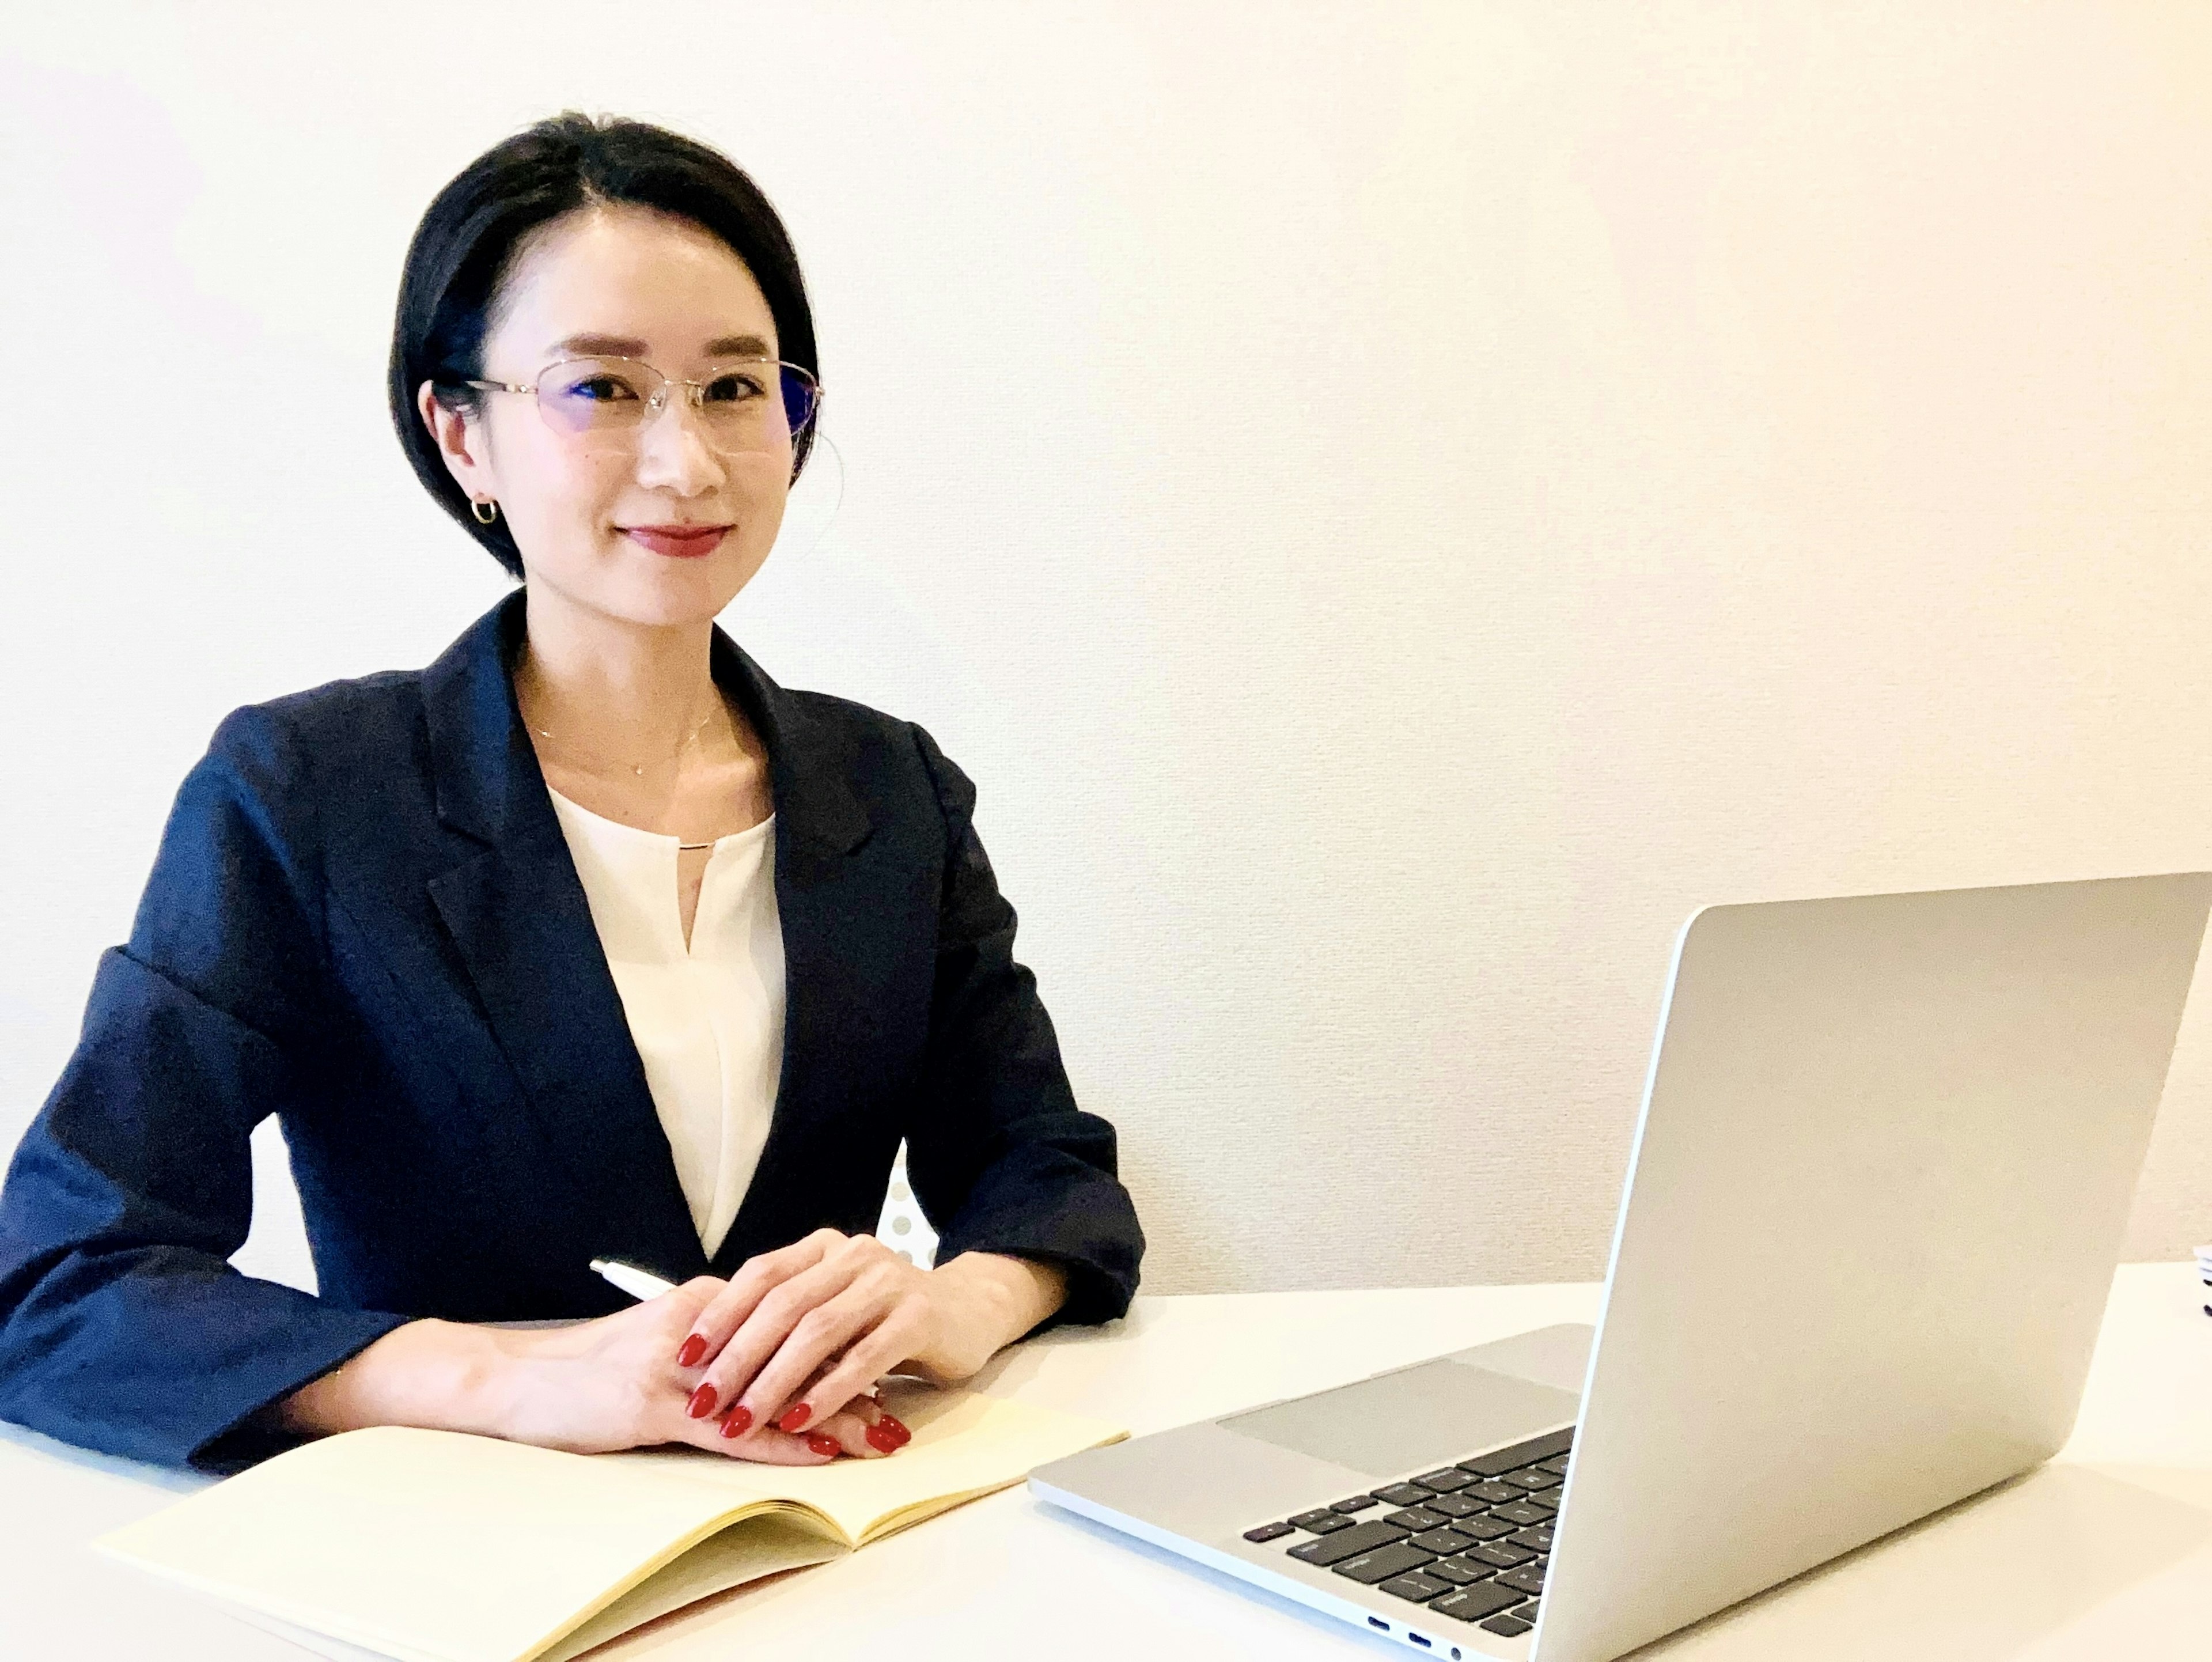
left=418, top=592, right=877, bottom=1287
left=705, top=625, right=874, bottom=1275
left=421, top=595, right=706, bottom=1282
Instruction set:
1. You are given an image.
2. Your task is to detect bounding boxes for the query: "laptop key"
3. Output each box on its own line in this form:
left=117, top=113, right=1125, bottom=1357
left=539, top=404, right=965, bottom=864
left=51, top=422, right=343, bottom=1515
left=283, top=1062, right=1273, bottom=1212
left=1501, top=1468, right=1554, bottom=1490
left=1422, top=1492, right=1483, bottom=1519
left=1536, top=1455, right=1571, bottom=1476
left=1523, top=1494, right=1561, bottom=1516
left=1451, top=1513, right=1517, bottom=1541
left=1378, top=1570, right=1456, bottom=1604
left=1289, top=1510, right=1353, bottom=1534
left=1430, top=1584, right=1527, bottom=1623
left=1509, top=1525, right=1555, bottom=1552
left=1373, top=1483, right=1431, bottom=1507
left=1425, top=1557, right=1487, bottom=1585
left=1332, top=1543, right=1442, bottom=1585
left=1462, top=1480, right=1521, bottom=1505
left=1479, top=1615, right=1534, bottom=1637
left=1495, top=1563, right=1548, bottom=1596
left=1242, top=1521, right=1296, bottom=1543
left=1414, top=1467, right=1475, bottom=1493
left=1287, top=1520, right=1410, bottom=1566
left=1458, top=1428, right=1575, bottom=1479
left=1467, top=1541, right=1534, bottom=1569
left=1490, top=1502, right=1550, bottom=1526
left=1407, top=1528, right=1478, bottom=1555
left=1331, top=1496, right=1382, bottom=1513
left=1384, top=1506, right=1449, bottom=1531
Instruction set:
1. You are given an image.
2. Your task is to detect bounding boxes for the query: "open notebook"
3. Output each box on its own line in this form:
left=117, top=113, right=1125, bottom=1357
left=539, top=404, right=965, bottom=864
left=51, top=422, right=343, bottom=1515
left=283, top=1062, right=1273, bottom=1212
left=95, top=1383, right=1125, bottom=1662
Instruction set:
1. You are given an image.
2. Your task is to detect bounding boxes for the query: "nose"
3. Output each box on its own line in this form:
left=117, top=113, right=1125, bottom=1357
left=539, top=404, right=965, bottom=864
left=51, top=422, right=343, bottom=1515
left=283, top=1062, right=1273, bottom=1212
left=631, top=389, right=726, bottom=495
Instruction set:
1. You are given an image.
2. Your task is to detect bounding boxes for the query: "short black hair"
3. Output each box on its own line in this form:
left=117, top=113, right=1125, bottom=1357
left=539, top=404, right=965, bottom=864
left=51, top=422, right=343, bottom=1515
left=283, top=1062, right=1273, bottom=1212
left=388, top=111, right=820, bottom=578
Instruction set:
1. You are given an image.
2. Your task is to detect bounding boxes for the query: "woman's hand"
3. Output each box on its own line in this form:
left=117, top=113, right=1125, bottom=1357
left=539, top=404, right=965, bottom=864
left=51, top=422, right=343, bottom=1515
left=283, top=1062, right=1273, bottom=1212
left=672, top=1231, right=1069, bottom=1445
left=274, top=1282, right=899, bottom=1462
left=489, top=1279, right=902, bottom=1460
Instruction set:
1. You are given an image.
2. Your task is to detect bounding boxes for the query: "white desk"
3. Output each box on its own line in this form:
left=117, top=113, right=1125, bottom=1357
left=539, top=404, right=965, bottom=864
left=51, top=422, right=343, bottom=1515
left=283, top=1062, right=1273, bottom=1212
left=4, top=1266, right=2208, bottom=1660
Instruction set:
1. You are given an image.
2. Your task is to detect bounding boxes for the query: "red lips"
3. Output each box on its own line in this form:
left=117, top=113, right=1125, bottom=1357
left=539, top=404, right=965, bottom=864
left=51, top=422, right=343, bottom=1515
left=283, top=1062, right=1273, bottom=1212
left=623, top=524, right=730, bottom=558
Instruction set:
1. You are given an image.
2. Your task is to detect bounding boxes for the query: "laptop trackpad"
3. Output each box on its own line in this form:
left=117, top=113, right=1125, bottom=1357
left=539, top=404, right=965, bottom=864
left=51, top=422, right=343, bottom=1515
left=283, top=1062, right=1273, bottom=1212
left=1218, top=1360, right=1580, bottom=1479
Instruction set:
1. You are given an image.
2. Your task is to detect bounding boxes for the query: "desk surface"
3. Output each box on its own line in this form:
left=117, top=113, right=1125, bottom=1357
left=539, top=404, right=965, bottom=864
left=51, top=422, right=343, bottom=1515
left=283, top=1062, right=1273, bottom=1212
left=5, top=1265, right=2208, bottom=1661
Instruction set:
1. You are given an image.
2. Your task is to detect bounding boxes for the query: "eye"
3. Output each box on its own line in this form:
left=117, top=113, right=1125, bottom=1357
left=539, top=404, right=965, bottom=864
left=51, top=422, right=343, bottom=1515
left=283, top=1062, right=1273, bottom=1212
left=703, top=368, right=771, bottom=403
left=563, top=373, right=642, bottom=403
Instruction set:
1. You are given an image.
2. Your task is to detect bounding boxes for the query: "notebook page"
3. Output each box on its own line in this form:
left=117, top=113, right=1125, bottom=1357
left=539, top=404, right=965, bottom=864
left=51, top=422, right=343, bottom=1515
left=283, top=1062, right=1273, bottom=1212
left=94, top=1426, right=787, bottom=1662
left=535, top=1515, right=838, bottom=1662
left=219, top=1519, right=837, bottom=1662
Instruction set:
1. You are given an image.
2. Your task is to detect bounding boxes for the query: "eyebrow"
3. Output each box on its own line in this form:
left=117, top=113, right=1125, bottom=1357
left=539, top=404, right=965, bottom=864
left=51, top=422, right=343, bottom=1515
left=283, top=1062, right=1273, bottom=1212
left=546, top=332, right=774, bottom=361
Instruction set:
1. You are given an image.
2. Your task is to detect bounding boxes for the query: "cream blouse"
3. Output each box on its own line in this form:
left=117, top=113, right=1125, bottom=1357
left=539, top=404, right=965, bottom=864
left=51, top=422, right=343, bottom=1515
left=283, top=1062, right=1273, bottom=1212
left=546, top=787, right=786, bottom=1259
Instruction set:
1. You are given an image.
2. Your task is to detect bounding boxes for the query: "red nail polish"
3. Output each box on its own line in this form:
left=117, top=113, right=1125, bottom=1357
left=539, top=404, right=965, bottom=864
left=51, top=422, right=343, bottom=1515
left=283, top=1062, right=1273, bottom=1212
left=778, top=1403, right=812, bottom=1433
left=865, top=1423, right=901, bottom=1454
left=805, top=1432, right=842, bottom=1457
left=685, top=1384, right=718, bottom=1419
left=718, top=1405, right=754, bottom=1438
left=677, top=1334, right=707, bottom=1369
left=880, top=1415, right=910, bottom=1447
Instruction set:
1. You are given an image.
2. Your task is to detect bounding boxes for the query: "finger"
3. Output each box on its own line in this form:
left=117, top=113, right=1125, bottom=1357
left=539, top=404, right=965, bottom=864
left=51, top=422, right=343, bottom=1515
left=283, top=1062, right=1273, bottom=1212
left=684, top=1281, right=869, bottom=1434
left=690, top=1414, right=839, bottom=1466
left=699, top=1247, right=886, bottom=1410
left=686, top=1373, right=882, bottom=1438
left=674, top=1231, right=847, bottom=1371
left=782, top=1357, right=885, bottom=1430
left=734, top=1280, right=898, bottom=1435
left=689, top=1236, right=866, bottom=1392
left=813, top=1407, right=890, bottom=1459
left=774, top=1303, right=929, bottom=1436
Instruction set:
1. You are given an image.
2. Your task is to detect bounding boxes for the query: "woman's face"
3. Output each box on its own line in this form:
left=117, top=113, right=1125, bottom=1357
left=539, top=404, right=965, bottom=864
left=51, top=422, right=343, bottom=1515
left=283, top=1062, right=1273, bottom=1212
left=421, top=202, right=794, bottom=630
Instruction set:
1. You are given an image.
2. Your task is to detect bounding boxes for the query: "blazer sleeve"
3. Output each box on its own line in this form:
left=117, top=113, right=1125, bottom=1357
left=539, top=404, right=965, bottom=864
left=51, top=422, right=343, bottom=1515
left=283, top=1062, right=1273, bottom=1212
left=0, top=707, right=409, bottom=1471
left=899, top=721, right=1144, bottom=1331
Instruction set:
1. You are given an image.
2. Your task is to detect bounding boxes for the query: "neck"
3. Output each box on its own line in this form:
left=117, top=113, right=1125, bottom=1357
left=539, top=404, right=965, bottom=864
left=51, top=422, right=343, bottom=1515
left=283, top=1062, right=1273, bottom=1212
left=512, top=584, right=728, bottom=762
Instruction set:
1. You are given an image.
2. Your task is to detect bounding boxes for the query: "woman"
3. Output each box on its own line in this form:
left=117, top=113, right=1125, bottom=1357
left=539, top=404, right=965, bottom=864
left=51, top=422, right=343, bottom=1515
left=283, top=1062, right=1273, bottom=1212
left=0, top=112, right=1143, bottom=1472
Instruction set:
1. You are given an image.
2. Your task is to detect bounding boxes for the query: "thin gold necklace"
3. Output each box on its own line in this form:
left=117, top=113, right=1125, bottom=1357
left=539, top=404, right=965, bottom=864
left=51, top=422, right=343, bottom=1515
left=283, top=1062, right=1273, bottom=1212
left=527, top=706, right=725, bottom=852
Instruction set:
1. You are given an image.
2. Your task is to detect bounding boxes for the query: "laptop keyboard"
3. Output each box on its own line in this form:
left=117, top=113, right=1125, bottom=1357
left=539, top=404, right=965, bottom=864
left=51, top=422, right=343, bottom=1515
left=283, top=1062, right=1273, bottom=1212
left=1240, top=1426, right=1571, bottom=1639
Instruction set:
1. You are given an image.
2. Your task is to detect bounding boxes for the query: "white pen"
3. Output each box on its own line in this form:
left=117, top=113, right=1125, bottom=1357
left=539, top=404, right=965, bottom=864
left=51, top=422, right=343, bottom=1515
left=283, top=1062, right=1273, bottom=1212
left=590, top=1257, right=677, bottom=1301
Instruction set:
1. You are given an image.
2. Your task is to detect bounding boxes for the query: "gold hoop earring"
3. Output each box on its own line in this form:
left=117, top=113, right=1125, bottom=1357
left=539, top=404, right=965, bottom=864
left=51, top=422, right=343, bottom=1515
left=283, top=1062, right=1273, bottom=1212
left=471, top=498, right=499, bottom=525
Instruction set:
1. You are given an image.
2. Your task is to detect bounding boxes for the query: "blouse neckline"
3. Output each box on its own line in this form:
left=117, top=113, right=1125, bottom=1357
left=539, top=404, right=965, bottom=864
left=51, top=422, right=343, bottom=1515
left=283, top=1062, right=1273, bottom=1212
left=545, top=785, right=775, bottom=849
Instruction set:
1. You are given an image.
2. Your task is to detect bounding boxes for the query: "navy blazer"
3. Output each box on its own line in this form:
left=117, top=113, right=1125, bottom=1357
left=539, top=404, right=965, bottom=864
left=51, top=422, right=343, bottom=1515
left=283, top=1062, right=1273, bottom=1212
left=0, top=592, right=1142, bottom=1470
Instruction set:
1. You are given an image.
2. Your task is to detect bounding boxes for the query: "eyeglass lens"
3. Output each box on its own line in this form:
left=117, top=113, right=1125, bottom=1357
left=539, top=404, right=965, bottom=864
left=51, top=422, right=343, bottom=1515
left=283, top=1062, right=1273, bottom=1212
left=532, top=357, right=820, bottom=449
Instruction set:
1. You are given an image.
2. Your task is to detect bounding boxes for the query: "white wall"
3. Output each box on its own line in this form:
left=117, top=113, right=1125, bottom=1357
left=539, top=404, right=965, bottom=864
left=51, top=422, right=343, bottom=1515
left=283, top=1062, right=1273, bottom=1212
left=3, top=2, right=2209, bottom=1297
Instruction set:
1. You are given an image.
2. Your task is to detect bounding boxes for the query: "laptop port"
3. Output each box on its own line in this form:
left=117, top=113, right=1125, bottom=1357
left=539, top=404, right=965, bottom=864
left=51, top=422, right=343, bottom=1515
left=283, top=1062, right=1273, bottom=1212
left=1408, top=1636, right=1433, bottom=1649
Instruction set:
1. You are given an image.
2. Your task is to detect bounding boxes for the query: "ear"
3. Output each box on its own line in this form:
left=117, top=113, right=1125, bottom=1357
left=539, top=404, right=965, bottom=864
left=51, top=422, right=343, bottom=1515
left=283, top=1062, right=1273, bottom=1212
left=417, top=380, right=496, bottom=505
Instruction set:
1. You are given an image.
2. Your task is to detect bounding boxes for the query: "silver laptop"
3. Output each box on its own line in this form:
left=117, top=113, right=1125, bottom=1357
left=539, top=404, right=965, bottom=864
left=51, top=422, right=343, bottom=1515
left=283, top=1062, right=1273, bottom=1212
left=1031, top=873, right=2212, bottom=1662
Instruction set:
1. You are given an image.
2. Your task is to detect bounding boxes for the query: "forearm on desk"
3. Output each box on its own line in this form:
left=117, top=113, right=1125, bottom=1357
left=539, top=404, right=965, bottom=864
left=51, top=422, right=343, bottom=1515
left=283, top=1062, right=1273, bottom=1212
left=270, top=1252, right=1067, bottom=1440
left=909, top=1251, right=1068, bottom=1380
left=271, top=1319, right=517, bottom=1438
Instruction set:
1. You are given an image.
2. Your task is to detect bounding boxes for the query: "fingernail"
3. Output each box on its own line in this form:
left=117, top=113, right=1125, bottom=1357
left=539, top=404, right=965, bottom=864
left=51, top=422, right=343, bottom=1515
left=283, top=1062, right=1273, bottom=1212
left=805, top=1432, right=842, bottom=1457
left=865, top=1423, right=901, bottom=1454
left=677, top=1334, right=707, bottom=1369
left=778, top=1403, right=812, bottom=1433
left=880, top=1414, right=910, bottom=1447
left=685, top=1384, right=718, bottom=1419
left=718, top=1405, right=754, bottom=1438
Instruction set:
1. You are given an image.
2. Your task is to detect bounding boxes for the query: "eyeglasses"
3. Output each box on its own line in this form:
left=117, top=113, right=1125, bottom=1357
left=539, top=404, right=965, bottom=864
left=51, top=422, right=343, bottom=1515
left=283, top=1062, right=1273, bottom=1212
left=463, top=355, right=822, bottom=453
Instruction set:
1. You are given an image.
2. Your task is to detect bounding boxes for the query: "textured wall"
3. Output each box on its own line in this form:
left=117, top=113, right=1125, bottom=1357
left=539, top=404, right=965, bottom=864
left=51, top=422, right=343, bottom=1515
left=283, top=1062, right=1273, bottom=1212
left=4, top=3, right=2210, bottom=1300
